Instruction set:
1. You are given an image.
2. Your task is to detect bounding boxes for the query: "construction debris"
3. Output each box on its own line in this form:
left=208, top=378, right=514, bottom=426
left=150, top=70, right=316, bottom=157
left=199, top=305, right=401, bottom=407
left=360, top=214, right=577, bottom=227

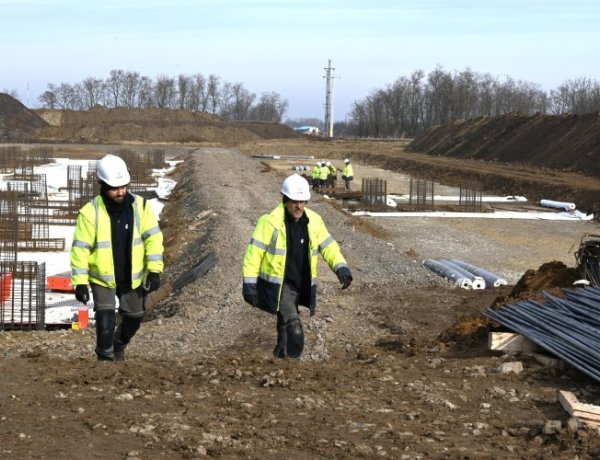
left=559, top=390, right=600, bottom=427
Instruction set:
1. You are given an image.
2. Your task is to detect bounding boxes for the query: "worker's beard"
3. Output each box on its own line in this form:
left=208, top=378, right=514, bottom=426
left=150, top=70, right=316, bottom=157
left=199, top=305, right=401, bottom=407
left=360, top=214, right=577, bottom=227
left=100, top=184, right=127, bottom=212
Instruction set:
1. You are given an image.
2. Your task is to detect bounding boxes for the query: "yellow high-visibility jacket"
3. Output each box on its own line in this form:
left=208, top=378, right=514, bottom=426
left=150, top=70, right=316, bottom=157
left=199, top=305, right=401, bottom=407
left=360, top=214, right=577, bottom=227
left=242, top=203, right=348, bottom=315
left=71, top=194, right=164, bottom=288
left=318, top=165, right=329, bottom=181
left=342, top=163, right=354, bottom=179
left=311, top=166, right=320, bottom=179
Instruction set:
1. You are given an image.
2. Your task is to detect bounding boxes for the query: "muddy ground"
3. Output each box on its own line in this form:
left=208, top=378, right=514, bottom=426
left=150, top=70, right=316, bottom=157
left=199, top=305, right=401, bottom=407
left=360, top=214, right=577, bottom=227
left=2, top=138, right=600, bottom=459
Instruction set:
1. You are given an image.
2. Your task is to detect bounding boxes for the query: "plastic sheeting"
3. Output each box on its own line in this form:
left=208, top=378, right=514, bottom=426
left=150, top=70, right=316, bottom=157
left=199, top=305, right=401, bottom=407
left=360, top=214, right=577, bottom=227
left=351, top=210, right=594, bottom=220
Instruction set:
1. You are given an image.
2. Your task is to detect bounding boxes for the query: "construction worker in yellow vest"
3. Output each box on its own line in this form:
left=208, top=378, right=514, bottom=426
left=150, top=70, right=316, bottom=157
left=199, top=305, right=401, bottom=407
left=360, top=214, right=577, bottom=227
left=342, top=158, right=354, bottom=189
left=311, top=162, right=321, bottom=190
left=326, top=161, right=337, bottom=187
left=71, top=154, right=164, bottom=361
left=318, top=161, right=329, bottom=190
left=242, top=174, right=353, bottom=359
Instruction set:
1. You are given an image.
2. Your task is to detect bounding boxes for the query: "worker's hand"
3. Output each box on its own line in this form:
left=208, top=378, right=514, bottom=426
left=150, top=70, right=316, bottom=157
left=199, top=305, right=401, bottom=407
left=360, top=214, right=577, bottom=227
left=336, top=267, right=353, bottom=290
left=75, top=284, right=89, bottom=304
left=243, top=294, right=258, bottom=307
left=145, top=272, right=161, bottom=293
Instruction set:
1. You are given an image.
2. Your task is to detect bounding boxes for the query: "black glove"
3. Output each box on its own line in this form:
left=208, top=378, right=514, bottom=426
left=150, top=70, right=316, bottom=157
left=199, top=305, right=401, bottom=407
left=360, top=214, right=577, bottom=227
left=336, top=267, right=353, bottom=290
left=75, top=284, right=89, bottom=304
left=244, top=294, right=258, bottom=307
left=145, top=272, right=161, bottom=293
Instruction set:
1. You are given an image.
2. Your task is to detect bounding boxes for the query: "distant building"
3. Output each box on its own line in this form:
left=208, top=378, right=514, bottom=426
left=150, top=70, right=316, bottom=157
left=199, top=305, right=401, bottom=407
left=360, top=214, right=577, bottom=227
left=294, top=126, right=321, bottom=135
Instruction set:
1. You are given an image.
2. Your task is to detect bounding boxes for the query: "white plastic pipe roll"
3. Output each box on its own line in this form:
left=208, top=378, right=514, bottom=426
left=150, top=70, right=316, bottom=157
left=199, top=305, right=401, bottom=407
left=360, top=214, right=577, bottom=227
left=449, top=259, right=508, bottom=287
left=439, top=259, right=486, bottom=290
left=540, top=199, right=576, bottom=211
left=423, top=259, right=473, bottom=290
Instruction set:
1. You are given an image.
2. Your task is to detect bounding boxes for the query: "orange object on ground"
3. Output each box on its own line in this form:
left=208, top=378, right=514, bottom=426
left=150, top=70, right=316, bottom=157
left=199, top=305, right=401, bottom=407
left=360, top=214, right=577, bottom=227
left=47, top=271, right=73, bottom=292
left=78, top=308, right=89, bottom=329
left=0, top=272, right=12, bottom=302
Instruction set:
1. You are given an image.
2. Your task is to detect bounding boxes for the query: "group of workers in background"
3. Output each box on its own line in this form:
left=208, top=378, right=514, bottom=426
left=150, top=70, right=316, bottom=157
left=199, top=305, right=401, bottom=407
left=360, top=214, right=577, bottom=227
left=311, top=158, right=354, bottom=191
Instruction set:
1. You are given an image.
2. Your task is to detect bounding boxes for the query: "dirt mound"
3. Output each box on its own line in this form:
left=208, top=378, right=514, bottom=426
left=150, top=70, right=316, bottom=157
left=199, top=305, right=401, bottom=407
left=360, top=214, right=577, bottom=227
left=30, top=106, right=302, bottom=144
left=409, top=113, right=600, bottom=178
left=0, top=94, right=302, bottom=143
left=506, top=260, right=580, bottom=302
left=440, top=261, right=580, bottom=345
left=0, top=93, right=48, bottom=140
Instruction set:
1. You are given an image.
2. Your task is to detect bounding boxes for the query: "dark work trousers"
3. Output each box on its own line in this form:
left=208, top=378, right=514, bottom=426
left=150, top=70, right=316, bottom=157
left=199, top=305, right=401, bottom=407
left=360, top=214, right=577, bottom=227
left=91, top=284, right=145, bottom=360
left=273, top=283, right=304, bottom=359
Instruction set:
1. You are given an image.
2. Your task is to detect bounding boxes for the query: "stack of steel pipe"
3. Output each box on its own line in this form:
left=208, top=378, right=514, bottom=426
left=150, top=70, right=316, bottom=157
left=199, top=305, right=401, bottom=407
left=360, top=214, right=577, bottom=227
left=484, top=286, right=600, bottom=383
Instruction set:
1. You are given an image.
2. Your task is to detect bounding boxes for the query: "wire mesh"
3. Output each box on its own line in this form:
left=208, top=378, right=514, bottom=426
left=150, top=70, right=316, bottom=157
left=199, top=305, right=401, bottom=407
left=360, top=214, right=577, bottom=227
left=575, top=238, right=600, bottom=285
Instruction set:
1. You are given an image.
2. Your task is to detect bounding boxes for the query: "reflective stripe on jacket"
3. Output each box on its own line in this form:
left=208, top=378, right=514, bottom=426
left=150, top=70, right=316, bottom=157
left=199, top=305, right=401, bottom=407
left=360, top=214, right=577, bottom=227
left=242, top=203, right=348, bottom=315
left=71, top=194, right=164, bottom=288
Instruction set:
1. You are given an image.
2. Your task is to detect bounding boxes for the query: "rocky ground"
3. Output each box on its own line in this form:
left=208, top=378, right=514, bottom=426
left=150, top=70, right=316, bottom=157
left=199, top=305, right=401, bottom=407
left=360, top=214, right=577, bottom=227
left=2, top=141, right=600, bottom=459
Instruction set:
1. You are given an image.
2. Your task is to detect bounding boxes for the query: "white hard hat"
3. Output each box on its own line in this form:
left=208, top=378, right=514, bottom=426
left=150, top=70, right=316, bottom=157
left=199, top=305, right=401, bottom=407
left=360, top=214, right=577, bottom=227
left=344, top=158, right=350, bottom=163
left=326, top=161, right=331, bottom=166
left=281, top=174, right=311, bottom=201
left=97, top=154, right=131, bottom=187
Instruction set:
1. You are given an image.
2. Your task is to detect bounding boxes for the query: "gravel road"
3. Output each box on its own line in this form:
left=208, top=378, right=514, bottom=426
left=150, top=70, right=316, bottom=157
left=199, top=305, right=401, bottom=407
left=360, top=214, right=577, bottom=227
left=2, top=146, right=600, bottom=459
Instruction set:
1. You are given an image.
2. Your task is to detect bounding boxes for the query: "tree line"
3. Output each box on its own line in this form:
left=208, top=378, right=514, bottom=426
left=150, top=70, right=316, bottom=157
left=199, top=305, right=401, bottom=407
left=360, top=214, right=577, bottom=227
left=37, top=69, right=289, bottom=122
left=345, top=67, right=600, bottom=138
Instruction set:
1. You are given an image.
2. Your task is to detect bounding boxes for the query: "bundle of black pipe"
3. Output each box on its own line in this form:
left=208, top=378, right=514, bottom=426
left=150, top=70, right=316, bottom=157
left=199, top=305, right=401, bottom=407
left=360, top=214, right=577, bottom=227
left=484, top=286, right=600, bottom=383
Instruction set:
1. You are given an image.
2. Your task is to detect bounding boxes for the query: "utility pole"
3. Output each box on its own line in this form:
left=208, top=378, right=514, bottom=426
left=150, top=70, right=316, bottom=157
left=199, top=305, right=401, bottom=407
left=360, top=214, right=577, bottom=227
left=323, top=59, right=336, bottom=138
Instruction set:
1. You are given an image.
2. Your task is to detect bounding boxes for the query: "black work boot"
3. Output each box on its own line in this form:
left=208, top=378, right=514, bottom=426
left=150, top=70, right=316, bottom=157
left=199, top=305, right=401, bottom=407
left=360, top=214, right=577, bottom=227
left=95, top=310, right=116, bottom=361
left=285, top=318, right=304, bottom=359
left=113, top=350, right=125, bottom=361
left=113, top=314, right=143, bottom=361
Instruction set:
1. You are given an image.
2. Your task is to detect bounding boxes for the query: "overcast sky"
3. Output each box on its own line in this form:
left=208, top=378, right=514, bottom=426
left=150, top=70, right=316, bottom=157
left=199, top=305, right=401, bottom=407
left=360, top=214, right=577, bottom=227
left=2, top=0, right=599, bottom=121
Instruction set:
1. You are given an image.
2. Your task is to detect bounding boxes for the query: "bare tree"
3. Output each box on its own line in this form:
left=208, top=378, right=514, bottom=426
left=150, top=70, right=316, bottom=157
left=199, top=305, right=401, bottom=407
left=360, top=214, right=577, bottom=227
left=207, top=74, right=221, bottom=114
left=550, top=78, right=600, bottom=114
left=137, top=76, right=155, bottom=108
left=187, top=73, right=208, bottom=112
left=220, top=82, right=255, bottom=120
left=154, top=75, right=177, bottom=108
left=177, top=74, right=191, bottom=110
left=249, top=92, right=288, bottom=122
left=52, top=82, right=81, bottom=109
left=425, top=66, right=454, bottom=125
left=106, top=69, right=126, bottom=107
left=119, top=71, right=142, bottom=108
left=81, top=77, right=105, bottom=109
left=38, top=86, right=58, bottom=109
